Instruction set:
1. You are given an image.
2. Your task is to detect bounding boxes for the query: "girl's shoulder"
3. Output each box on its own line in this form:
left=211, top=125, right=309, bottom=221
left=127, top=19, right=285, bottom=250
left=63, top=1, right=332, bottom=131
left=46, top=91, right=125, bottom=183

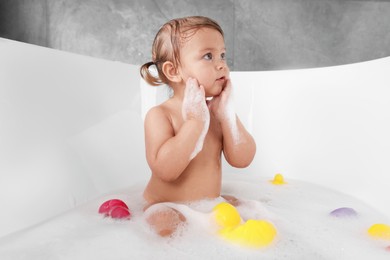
left=144, top=99, right=180, bottom=135
left=145, top=99, right=176, bottom=125
left=146, top=99, right=171, bottom=117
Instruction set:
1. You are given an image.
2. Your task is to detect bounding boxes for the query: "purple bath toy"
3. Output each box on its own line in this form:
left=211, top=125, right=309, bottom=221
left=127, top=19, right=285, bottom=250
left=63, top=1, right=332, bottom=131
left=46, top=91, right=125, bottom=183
left=329, top=207, right=358, bottom=218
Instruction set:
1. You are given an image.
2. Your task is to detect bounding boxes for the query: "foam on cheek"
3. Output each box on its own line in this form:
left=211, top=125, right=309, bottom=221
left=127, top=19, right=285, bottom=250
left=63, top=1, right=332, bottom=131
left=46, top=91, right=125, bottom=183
left=182, top=81, right=210, bottom=160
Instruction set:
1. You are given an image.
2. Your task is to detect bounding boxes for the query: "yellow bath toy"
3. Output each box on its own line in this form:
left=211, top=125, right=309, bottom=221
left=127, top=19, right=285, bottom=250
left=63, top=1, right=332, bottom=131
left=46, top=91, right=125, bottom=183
left=213, top=202, right=241, bottom=228
left=220, top=219, right=277, bottom=248
left=368, top=224, right=390, bottom=240
left=271, top=173, right=286, bottom=185
left=213, top=202, right=277, bottom=248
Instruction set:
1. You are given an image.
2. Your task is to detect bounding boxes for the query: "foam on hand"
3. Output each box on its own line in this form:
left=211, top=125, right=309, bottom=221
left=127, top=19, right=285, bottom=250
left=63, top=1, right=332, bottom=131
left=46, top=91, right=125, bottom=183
left=222, top=80, right=241, bottom=145
left=182, top=78, right=210, bottom=160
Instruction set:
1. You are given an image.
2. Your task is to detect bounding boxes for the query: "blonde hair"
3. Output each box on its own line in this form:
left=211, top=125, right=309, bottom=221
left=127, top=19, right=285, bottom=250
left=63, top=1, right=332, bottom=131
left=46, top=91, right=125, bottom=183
left=140, top=16, right=224, bottom=86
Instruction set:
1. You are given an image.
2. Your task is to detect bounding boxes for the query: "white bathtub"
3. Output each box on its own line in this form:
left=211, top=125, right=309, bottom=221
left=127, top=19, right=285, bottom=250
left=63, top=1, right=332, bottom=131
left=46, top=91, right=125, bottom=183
left=1, top=37, right=390, bottom=243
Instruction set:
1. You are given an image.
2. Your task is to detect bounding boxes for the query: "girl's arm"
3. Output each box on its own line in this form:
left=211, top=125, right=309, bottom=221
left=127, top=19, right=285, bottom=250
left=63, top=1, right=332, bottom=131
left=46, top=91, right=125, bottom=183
left=208, top=79, right=256, bottom=168
left=144, top=108, right=203, bottom=181
left=220, top=115, right=256, bottom=168
left=144, top=78, right=210, bottom=182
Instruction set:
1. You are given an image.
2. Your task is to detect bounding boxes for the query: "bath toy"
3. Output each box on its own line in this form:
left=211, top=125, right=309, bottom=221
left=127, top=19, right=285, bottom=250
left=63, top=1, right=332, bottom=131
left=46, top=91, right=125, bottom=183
left=329, top=207, right=357, bottom=217
left=213, top=202, right=241, bottom=228
left=110, top=206, right=131, bottom=219
left=98, top=199, right=129, bottom=215
left=219, top=219, right=277, bottom=248
left=270, top=173, right=286, bottom=185
left=98, top=199, right=129, bottom=217
left=213, top=202, right=277, bottom=247
left=368, top=224, right=390, bottom=240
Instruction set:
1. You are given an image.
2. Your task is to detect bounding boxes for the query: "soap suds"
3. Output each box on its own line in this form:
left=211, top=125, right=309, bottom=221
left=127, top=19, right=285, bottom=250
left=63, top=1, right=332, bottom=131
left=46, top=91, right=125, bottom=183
left=1, top=177, right=389, bottom=259
left=224, top=92, right=240, bottom=145
left=182, top=79, right=210, bottom=159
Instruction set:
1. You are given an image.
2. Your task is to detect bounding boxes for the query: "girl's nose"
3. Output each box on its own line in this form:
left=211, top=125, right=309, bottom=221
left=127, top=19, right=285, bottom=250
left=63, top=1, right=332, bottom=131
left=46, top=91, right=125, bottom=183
left=216, top=60, right=226, bottom=70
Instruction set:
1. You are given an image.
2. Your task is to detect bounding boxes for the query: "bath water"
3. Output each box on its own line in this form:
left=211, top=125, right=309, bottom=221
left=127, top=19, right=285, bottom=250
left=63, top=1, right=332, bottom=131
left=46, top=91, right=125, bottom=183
left=0, top=173, right=389, bottom=259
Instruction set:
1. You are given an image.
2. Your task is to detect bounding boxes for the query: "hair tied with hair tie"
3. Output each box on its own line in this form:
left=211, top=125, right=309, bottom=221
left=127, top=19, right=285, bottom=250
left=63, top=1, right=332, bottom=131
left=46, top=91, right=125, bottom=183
left=153, top=60, right=162, bottom=66
left=149, top=61, right=160, bottom=70
left=146, top=61, right=155, bottom=67
left=147, top=61, right=159, bottom=78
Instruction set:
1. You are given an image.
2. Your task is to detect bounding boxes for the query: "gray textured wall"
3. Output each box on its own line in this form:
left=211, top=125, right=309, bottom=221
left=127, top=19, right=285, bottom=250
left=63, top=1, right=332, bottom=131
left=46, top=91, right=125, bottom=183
left=1, top=0, right=390, bottom=71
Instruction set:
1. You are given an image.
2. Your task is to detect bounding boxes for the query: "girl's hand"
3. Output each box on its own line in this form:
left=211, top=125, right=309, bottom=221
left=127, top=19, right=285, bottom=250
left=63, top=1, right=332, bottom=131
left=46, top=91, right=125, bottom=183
left=207, top=78, right=233, bottom=122
left=182, top=77, right=210, bottom=125
left=182, top=77, right=210, bottom=159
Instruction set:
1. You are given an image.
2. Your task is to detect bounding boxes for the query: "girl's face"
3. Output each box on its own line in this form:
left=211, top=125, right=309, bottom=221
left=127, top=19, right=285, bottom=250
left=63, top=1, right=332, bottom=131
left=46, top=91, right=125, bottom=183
left=178, top=28, right=230, bottom=97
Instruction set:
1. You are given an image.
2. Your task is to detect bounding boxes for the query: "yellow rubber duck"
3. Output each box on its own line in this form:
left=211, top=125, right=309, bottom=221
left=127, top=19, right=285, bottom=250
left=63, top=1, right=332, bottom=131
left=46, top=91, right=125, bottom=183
left=213, top=202, right=241, bottom=228
left=270, top=173, right=286, bottom=185
left=368, top=223, right=390, bottom=240
left=213, top=202, right=277, bottom=248
left=219, top=219, right=277, bottom=248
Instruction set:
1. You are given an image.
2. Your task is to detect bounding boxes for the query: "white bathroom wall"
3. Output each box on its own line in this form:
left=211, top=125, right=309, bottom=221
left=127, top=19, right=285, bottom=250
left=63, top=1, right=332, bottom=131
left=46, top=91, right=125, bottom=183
left=229, top=59, right=390, bottom=218
left=0, top=38, right=147, bottom=237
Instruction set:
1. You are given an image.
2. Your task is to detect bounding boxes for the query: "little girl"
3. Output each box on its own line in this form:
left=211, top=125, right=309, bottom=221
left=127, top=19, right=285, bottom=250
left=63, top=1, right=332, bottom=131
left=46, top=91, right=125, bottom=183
left=140, top=16, right=256, bottom=237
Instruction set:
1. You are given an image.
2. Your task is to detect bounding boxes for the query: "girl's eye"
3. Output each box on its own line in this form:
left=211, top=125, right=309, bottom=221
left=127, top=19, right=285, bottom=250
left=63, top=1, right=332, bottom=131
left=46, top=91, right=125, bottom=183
left=221, top=52, right=226, bottom=60
left=203, top=53, right=213, bottom=60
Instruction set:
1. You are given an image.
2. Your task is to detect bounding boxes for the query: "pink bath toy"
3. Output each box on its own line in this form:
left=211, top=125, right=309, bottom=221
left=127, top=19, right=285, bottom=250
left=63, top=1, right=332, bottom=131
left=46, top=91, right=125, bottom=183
left=98, top=199, right=129, bottom=216
left=329, top=207, right=357, bottom=217
left=110, top=206, right=131, bottom=219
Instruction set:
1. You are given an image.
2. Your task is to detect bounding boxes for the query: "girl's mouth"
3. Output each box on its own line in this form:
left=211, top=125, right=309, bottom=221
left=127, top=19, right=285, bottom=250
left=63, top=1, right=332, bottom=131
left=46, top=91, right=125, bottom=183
left=216, top=76, right=226, bottom=82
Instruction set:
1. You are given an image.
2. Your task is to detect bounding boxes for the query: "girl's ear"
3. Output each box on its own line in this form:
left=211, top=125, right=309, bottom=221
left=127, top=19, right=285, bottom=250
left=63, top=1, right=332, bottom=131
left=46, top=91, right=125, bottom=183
left=162, top=61, right=181, bottom=83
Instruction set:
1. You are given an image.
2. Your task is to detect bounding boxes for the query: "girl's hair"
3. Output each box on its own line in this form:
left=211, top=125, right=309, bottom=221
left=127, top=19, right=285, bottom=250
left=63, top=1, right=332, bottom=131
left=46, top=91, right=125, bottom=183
left=140, top=16, right=224, bottom=86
